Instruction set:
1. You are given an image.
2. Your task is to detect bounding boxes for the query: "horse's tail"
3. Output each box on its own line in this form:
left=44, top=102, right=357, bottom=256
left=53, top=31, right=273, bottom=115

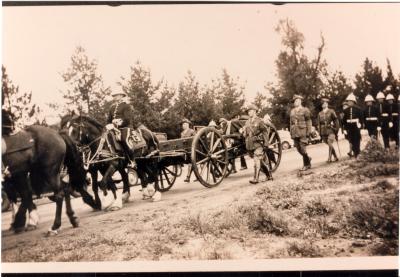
left=59, top=130, right=86, bottom=191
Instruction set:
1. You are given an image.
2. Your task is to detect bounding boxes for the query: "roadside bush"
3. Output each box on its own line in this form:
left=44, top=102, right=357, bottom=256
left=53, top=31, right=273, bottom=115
left=287, top=240, right=322, bottom=257
left=356, top=139, right=398, bottom=164
left=304, top=197, right=332, bottom=217
left=347, top=191, right=398, bottom=239
left=240, top=204, right=292, bottom=236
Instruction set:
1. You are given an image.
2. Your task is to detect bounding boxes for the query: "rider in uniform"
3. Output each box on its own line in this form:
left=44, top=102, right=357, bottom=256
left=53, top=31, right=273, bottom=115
left=105, top=91, right=135, bottom=163
left=242, top=104, right=272, bottom=184
left=317, top=98, right=339, bottom=163
left=376, top=91, right=392, bottom=149
left=386, top=93, right=398, bottom=148
left=290, top=95, right=312, bottom=171
left=181, top=118, right=196, bottom=182
left=342, top=93, right=362, bottom=158
left=363, top=94, right=379, bottom=139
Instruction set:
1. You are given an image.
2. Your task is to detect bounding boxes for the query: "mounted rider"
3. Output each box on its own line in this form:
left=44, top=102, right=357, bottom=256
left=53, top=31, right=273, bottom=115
left=105, top=90, right=135, bottom=164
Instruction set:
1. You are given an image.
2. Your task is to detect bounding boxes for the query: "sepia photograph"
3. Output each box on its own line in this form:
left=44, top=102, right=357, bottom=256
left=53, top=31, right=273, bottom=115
left=1, top=1, right=399, bottom=273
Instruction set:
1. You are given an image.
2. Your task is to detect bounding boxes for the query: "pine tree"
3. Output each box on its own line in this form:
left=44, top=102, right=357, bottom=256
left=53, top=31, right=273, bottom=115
left=2, top=65, right=41, bottom=127
left=61, top=46, right=111, bottom=123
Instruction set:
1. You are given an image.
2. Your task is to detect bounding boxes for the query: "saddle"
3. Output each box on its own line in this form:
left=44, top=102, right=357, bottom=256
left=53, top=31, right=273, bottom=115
left=105, top=128, right=147, bottom=157
left=2, top=130, right=34, bottom=156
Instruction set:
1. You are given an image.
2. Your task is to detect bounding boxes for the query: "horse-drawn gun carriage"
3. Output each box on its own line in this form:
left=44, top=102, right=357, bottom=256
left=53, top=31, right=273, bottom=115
left=64, top=116, right=283, bottom=194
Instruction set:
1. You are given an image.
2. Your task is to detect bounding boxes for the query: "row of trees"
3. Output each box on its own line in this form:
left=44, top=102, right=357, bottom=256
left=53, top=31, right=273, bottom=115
left=3, top=19, right=399, bottom=138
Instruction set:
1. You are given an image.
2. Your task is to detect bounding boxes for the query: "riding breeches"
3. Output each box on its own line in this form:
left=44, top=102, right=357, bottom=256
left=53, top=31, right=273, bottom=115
left=293, top=137, right=310, bottom=166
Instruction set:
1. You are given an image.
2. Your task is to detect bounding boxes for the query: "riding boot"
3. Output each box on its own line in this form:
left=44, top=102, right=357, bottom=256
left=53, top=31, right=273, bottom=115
left=249, top=168, right=260, bottom=184
left=301, top=154, right=311, bottom=171
left=261, top=160, right=273, bottom=181
left=327, top=148, right=332, bottom=163
left=332, top=148, right=339, bottom=162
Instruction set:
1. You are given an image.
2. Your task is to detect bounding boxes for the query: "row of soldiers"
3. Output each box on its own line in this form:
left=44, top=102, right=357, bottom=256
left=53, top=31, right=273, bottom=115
left=290, top=90, right=399, bottom=174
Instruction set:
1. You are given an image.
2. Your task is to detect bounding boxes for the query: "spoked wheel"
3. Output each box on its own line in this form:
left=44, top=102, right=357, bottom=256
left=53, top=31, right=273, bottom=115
left=191, top=127, right=229, bottom=188
left=156, top=164, right=178, bottom=192
left=264, top=124, right=282, bottom=172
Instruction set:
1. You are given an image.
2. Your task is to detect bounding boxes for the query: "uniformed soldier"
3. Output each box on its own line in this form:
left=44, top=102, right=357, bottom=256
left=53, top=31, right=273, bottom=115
left=106, top=91, right=134, bottom=162
left=290, top=95, right=312, bottom=171
left=386, top=93, right=398, bottom=148
left=339, top=101, right=353, bottom=157
left=181, top=118, right=196, bottom=182
left=376, top=91, right=392, bottom=149
left=363, top=94, right=379, bottom=139
left=243, top=104, right=272, bottom=184
left=342, top=93, right=363, bottom=158
left=317, top=98, right=340, bottom=163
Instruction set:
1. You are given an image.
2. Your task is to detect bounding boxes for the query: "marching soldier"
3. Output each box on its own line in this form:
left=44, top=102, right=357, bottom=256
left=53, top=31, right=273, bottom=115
left=181, top=118, right=196, bottom=182
left=342, top=93, right=362, bottom=158
left=340, top=101, right=353, bottom=157
left=317, top=98, right=340, bottom=163
left=376, top=91, right=392, bottom=149
left=386, top=93, right=398, bottom=148
left=242, top=104, right=272, bottom=184
left=290, top=95, right=312, bottom=171
left=106, top=91, right=135, bottom=162
left=363, top=94, right=379, bottom=139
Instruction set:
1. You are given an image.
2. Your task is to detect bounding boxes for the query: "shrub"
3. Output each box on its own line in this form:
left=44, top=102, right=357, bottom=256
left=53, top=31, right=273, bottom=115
left=287, top=240, right=322, bottom=257
left=304, top=197, right=332, bottom=217
left=347, top=192, right=398, bottom=239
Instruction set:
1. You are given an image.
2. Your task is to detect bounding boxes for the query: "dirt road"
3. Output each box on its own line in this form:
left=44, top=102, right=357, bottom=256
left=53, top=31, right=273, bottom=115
left=2, top=138, right=397, bottom=262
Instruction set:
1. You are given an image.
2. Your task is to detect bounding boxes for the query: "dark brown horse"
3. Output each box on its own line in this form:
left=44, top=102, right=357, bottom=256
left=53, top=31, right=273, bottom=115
left=2, top=125, right=97, bottom=234
left=61, top=115, right=132, bottom=210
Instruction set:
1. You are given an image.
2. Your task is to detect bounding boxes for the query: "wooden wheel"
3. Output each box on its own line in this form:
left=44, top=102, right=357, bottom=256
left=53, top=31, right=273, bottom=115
left=264, top=124, right=282, bottom=172
left=156, top=164, right=178, bottom=192
left=191, top=127, right=228, bottom=188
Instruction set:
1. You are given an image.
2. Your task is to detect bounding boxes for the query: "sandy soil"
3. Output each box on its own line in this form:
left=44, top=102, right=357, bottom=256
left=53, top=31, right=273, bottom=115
left=1, top=141, right=398, bottom=262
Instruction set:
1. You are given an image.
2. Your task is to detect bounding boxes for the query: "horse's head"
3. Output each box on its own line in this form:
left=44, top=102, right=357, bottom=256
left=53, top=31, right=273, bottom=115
left=61, top=115, right=103, bottom=146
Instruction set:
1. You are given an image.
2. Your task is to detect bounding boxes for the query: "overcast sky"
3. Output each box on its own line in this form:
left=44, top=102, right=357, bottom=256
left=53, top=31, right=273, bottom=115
left=3, top=3, right=400, bottom=115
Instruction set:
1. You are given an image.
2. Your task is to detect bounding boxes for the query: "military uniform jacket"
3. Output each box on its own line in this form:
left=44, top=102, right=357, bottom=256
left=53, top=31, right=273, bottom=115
left=107, top=101, right=132, bottom=128
left=243, top=116, right=268, bottom=151
left=181, top=128, right=195, bottom=138
left=342, top=106, right=362, bottom=132
left=377, top=102, right=392, bottom=127
left=290, top=107, right=312, bottom=139
left=317, top=109, right=339, bottom=137
left=363, top=105, right=380, bottom=129
left=389, top=103, right=399, bottom=124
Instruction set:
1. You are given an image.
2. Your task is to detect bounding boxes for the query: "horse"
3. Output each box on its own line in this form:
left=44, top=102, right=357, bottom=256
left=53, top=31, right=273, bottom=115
left=61, top=115, right=162, bottom=209
left=60, top=115, right=129, bottom=210
left=2, top=125, right=98, bottom=234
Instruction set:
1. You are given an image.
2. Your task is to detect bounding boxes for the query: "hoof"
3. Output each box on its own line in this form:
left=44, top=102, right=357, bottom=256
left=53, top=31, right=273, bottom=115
left=46, top=228, right=59, bottom=237
left=122, top=192, right=131, bottom=203
left=26, top=224, right=37, bottom=231
left=71, top=218, right=80, bottom=228
left=14, top=226, right=25, bottom=234
left=107, top=206, right=121, bottom=211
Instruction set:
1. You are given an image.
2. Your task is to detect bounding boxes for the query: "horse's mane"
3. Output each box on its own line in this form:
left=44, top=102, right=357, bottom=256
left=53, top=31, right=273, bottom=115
left=79, top=115, right=104, bottom=130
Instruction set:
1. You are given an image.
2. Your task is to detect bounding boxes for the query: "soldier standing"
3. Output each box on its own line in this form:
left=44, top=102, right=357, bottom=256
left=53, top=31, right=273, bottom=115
left=243, top=104, right=272, bottom=184
left=386, top=93, right=398, bottom=148
left=290, top=95, right=312, bottom=171
left=342, top=93, right=362, bottom=158
left=363, top=94, right=379, bottom=139
left=376, top=91, right=392, bottom=149
left=181, top=118, right=196, bottom=182
left=105, top=91, right=135, bottom=162
left=317, top=98, right=339, bottom=163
